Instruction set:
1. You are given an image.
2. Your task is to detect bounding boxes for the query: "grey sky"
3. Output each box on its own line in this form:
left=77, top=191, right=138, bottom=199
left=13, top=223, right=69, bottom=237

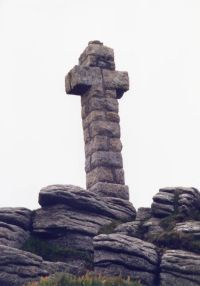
left=0, top=0, right=200, bottom=210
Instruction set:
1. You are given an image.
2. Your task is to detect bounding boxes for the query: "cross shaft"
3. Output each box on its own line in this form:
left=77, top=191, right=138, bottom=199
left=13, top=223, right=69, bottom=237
left=65, top=41, right=129, bottom=200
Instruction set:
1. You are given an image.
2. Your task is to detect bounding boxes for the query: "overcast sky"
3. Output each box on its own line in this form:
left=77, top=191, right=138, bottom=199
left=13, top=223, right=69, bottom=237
left=0, top=0, right=200, bottom=210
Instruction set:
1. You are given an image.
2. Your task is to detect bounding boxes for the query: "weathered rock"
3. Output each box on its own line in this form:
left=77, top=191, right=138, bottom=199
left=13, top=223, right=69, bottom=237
left=33, top=204, right=113, bottom=251
left=39, top=185, right=136, bottom=221
left=79, top=41, right=115, bottom=70
left=33, top=185, right=136, bottom=256
left=102, top=69, right=129, bottom=98
left=94, top=233, right=158, bottom=286
left=143, top=217, right=164, bottom=240
left=90, top=151, right=123, bottom=169
left=160, top=249, right=200, bottom=286
left=66, top=41, right=130, bottom=198
left=114, top=221, right=140, bottom=237
left=174, top=220, right=200, bottom=238
left=0, top=208, right=32, bottom=249
left=0, top=207, right=32, bottom=230
left=89, top=182, right=129, bottom=200
left=65, top=65, right=102, bottom=96
left=0, top=245, right=81, bottom=286
left=152, top=187, right=200, bottom=218
left=0, top=221, right=29, bottom=248
left=136, top=207, right=152, bottom=221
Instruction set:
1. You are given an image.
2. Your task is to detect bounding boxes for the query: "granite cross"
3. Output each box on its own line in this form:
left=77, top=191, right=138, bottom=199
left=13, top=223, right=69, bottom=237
left=65, top=41, right=130, bottom=200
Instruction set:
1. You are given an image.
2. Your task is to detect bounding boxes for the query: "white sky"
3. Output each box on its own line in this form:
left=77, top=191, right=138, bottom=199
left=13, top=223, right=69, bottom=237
left=0, top=0, right=200, bottom=210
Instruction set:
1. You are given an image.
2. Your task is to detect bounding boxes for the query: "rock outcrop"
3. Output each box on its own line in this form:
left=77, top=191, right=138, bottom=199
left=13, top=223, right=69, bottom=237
left=32, top=185, right=136, bottom=254
left=94, top=233, right=159, bottom=286
left=0, top=185, right=199, bottom=286
left=0, top=245, right=81, bottom=286
left=152, top=187, right=200, bottom=218
left=160, top=250, right=200, bottom=286
left=0, top=208, right=31, bottom=249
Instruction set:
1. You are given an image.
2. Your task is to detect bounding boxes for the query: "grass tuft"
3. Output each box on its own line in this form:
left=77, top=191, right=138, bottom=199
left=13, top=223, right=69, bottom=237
left=25, top=272, right=142, bottom=286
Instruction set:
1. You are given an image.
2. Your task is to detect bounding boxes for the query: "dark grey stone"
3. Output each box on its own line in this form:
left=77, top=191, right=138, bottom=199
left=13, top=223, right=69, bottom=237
left=0, top=245, right=81, bottom=286
left=160, top=249, right=200, bottom=286
left=38, top=185, right=135, bottom=222
left=89, top=182, right=129, bottom=200
left=0, top=207, right=32, bottom=230
left=0, top=222, right=29, bottom=249
left=94, top=233, right=158, bottom=286
left=151, top=187, right=200, bottom=218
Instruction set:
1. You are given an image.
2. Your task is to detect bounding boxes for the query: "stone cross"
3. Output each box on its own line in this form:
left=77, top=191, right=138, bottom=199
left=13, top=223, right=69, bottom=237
left=65, top=41, right=129, bottom=200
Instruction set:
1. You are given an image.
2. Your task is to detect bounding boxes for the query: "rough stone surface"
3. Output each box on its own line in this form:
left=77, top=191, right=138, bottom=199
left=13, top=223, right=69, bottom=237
left=65, top=65, right=102, bottom=95
left=34, top=185, right=136, bottom=253
left=160, top=249, right=200, bottom=286
left=94, top=233, right=158, bottom=286
left=102, top=69, right=129, bottom=98
left=79, top=41, right=115, bottom=70
left=152, top=187, right=200, bottom=218
left=38, top=185, right=136, bottom=222
left=0, top=222, right=30, bottom=249
left=89, top=120, right=121, bottom=139
left=0, top=207, right=32, bottom=230
left=86, top=167, right=114, bottom=188
left=114, top=221, right=140, bottom=237
left=142, top=217, right=164, bottom=240
left=136, top=207, right=152, bottom=221
left=0, top=245, right=82, bottom=286
left=174, top=220, right=200, bottom=237
left=0, top=208, right=32, bottom=249
left=66, top=41, right=130, bottom=198
left=91, top=151, right=123, bottom=169
left=89, top=182, right=129, bottom=200
left=33, top=204, right=112, bottom=242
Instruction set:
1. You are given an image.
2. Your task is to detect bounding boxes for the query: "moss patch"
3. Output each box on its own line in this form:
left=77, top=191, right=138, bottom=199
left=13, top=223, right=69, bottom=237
left=98, top=220, right=123, bottom=235
left=22, top=236, right=93, bottom=268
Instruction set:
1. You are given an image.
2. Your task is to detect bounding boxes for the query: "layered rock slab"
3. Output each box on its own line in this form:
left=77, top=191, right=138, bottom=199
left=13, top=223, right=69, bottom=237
left=38, top=185, right=135, bottom=221
left=0, top=208, right=32, bottom=248
left=0, top=245, right=79, bottom=286
left=0, top=222, right=29, bottom=248
left=94, top=233, right=158, bottom=286
left=33, top=185, right=136, bottom=260
left=160, top=249, right=200, bottom=286
left=152, top=187, right=200, bottom=218
left=174, top=221, right=200, bottom=238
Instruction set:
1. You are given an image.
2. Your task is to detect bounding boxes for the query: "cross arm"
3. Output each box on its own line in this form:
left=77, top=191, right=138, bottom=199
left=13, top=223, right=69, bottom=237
left=102, top=70, right=129, bottom=99
left=65, top=65, right=102, bottom=96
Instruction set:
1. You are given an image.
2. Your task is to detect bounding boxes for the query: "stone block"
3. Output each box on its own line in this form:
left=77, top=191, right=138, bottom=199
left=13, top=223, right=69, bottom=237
left=85, top=136, right=108, bottom=157
left=94, top=234, right=158, bottom=286
left=114, top=168, right=125, bottom=184
left=65, top=65, right=102, bottom=95
left=85, top=156, right=91, bottom=173
left=90, top=121, right=120, bottom=138
left=88, top=97, right=118, bottom=113
left=105, top=89, right=117, bottom=98
left=86, top=167, right=114, bottom=188
left=81, top=84, right=104, bottom=106
left=102, top=69, right=129, bottom=99
left=106, top=111, right=120, bottom=122
left=81, top=104, right=87, bottom=119
left=82, top=111, right=106, bottom=129
left=91, top=151, right=123, bottom=168
left=89, top=182, right=129, bottom=200
left=79, top=41, right=115, bottom=70
left=109, top=138, right=122, bottom=152
left=160, top=250, right=200, bottom=286
left=83, top=128, right=90, bottom=143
